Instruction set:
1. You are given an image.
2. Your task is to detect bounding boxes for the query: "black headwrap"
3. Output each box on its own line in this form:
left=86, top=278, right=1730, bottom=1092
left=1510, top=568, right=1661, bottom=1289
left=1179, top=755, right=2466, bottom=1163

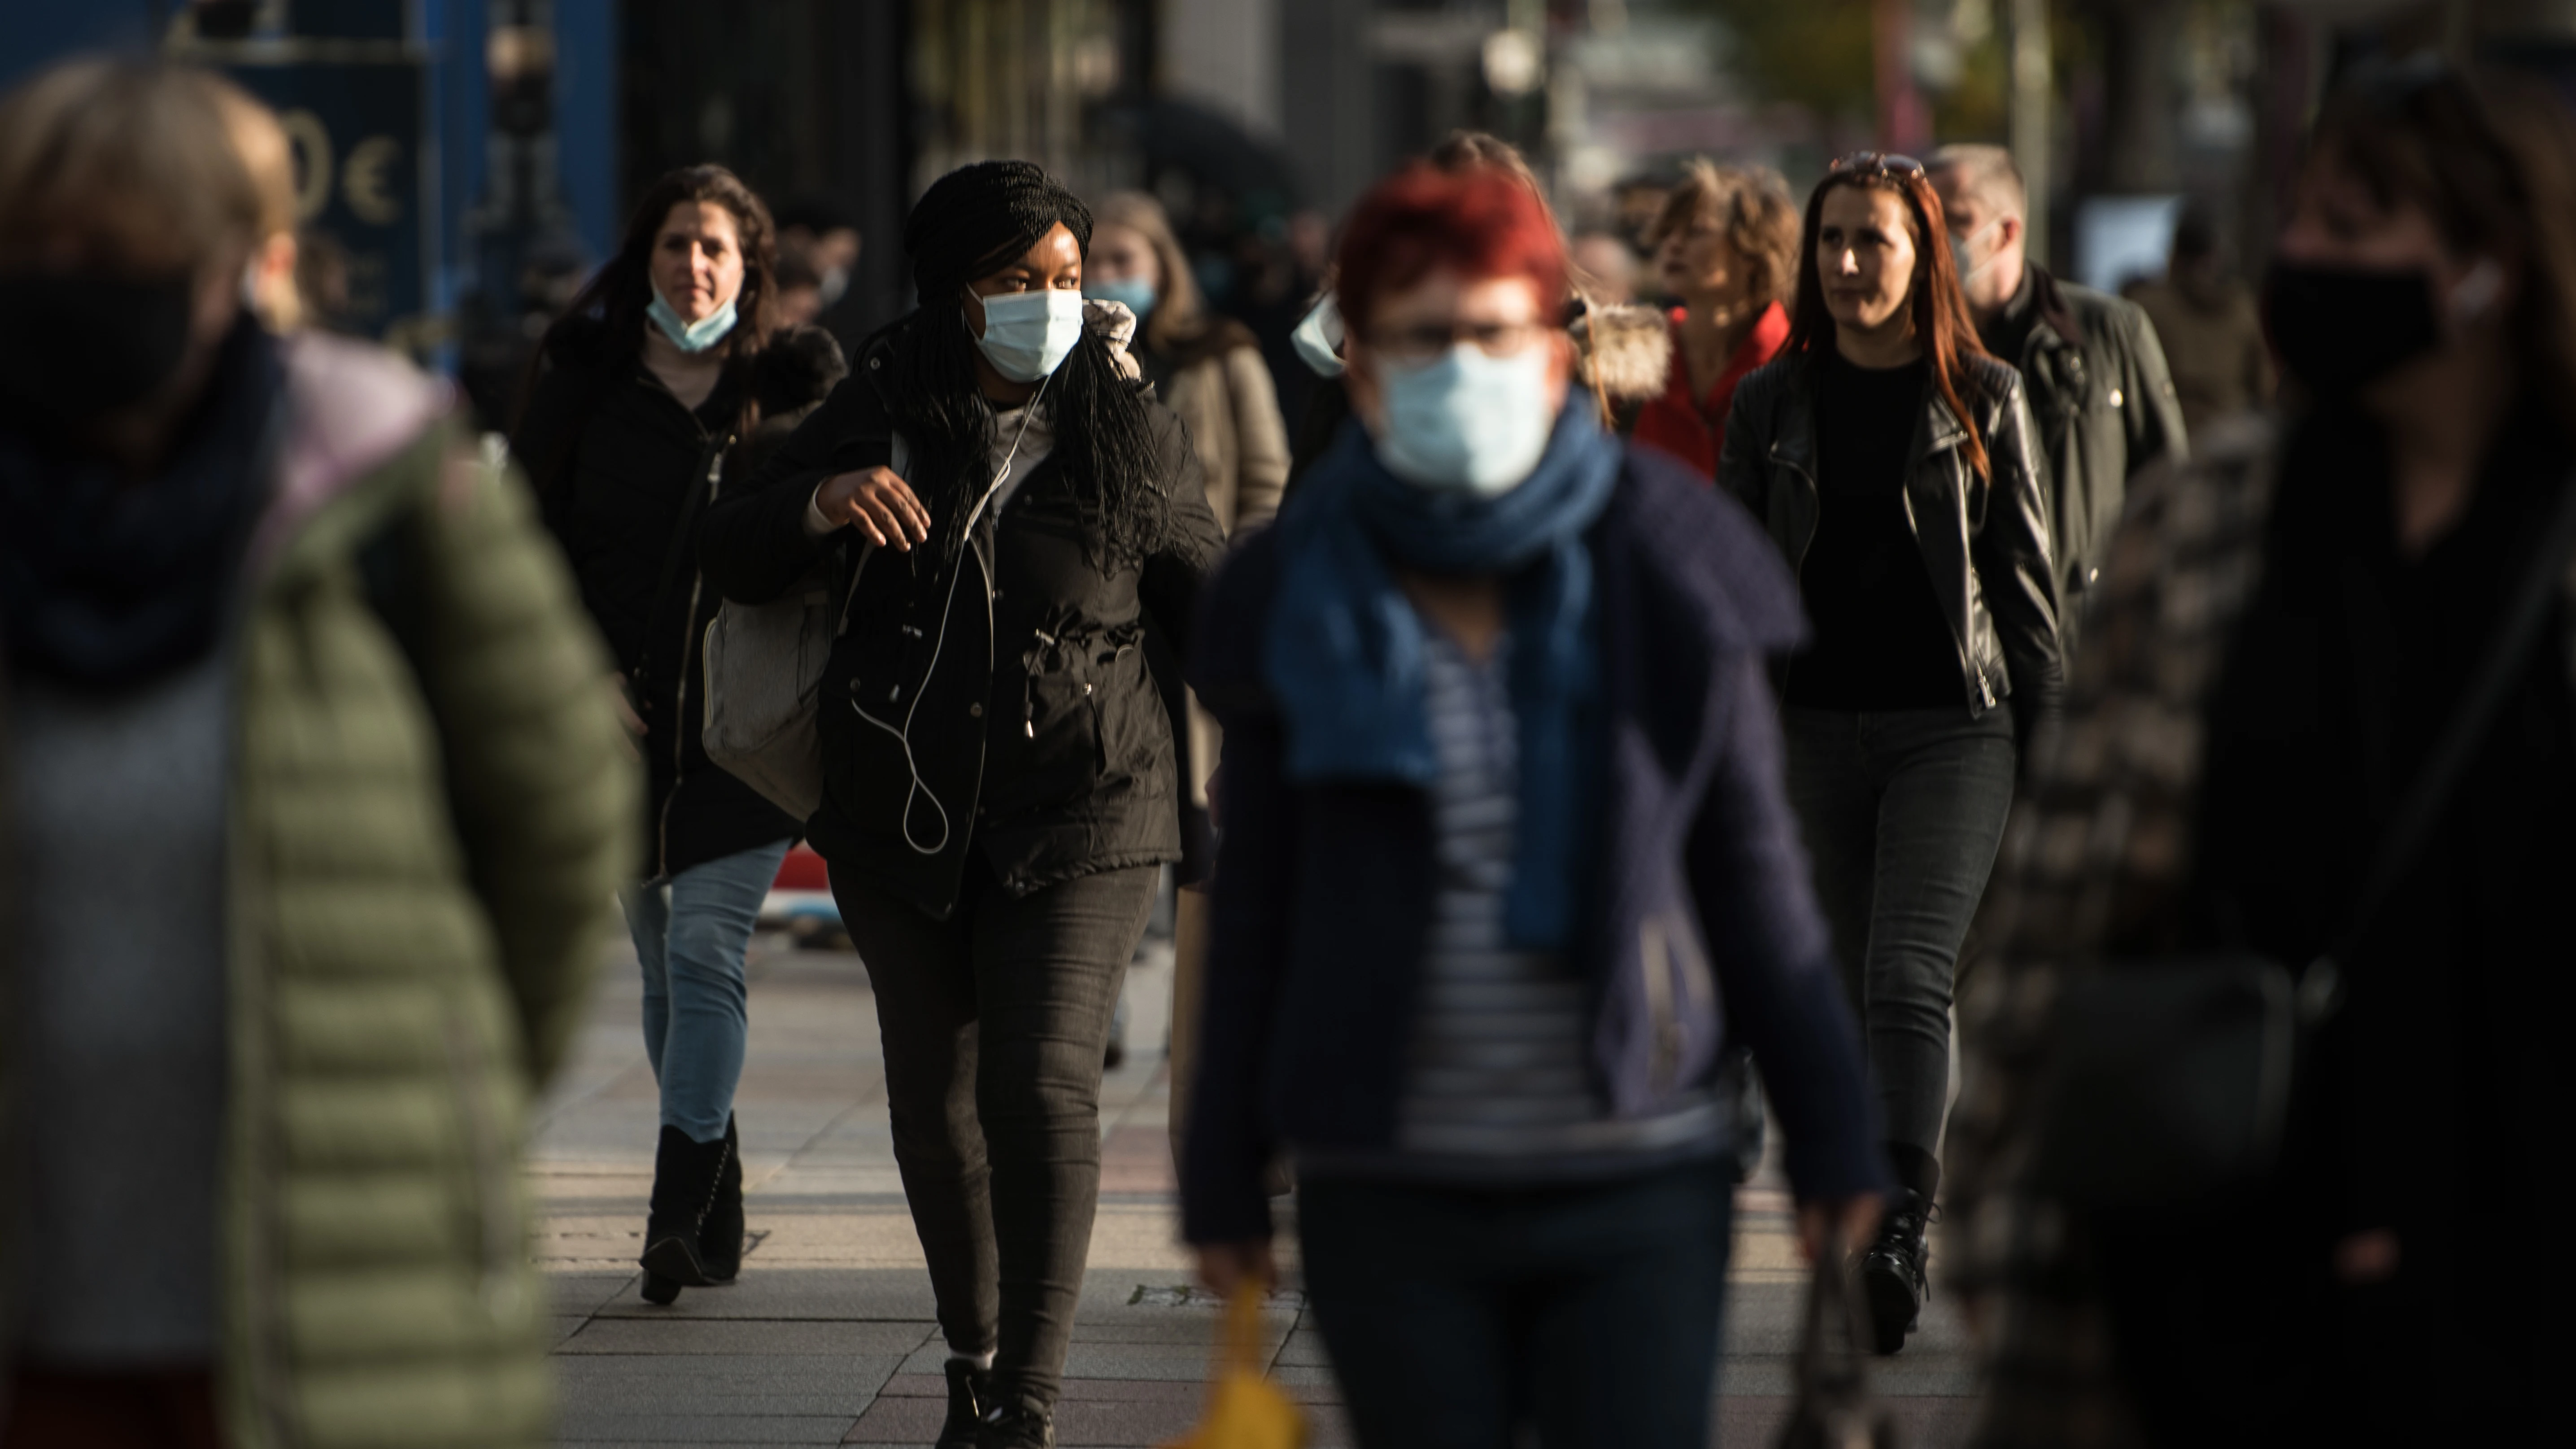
left=905, top=160, right=1094, bottom=299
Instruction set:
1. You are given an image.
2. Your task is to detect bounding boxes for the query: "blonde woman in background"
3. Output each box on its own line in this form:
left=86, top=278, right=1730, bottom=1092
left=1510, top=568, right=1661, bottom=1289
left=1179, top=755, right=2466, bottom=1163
left=1082, top=191, right=1288, bottom=1170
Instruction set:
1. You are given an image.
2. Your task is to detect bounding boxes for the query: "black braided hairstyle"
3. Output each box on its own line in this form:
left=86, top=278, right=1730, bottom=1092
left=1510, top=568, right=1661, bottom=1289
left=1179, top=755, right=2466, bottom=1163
left=882, top=160, right=1170, bottom=572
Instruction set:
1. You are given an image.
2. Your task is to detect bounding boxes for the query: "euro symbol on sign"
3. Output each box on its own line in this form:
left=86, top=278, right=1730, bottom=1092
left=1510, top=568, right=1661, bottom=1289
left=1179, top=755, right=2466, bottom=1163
left=344, top=136, right=403, bottom=226
left=280, top=109, right=332, bottom=224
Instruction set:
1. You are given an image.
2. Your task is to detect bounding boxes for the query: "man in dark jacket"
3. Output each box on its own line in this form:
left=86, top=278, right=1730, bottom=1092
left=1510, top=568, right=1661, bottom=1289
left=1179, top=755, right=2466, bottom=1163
left=1930, top=145, right=2187, bottom=651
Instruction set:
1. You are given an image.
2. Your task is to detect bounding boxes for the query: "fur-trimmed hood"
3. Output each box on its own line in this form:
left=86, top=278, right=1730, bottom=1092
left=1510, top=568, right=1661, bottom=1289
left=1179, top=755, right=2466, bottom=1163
left=1573, top=302, right=1675, bottom=408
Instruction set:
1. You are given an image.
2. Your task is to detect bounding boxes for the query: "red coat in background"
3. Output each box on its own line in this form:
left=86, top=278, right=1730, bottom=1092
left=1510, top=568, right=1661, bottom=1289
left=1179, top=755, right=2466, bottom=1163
left=1630, top=301, right=1791, bottom=481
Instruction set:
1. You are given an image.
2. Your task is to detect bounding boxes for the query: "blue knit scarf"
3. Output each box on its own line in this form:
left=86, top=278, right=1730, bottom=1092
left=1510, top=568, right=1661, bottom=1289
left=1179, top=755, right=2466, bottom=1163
left=1264, top=406, right=1621, bottom=949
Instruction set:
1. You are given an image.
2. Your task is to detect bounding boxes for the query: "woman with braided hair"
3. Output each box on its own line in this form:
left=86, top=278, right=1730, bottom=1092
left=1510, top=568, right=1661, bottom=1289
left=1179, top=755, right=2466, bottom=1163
left=699, top=161, right=1223, bottom=1449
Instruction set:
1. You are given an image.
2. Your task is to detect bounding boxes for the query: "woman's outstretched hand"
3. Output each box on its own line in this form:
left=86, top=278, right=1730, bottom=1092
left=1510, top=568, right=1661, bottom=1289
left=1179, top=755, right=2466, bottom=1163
left=1194, top=1240, right=1277, bottom=1298
left=815, top=466, right=933, bottom=550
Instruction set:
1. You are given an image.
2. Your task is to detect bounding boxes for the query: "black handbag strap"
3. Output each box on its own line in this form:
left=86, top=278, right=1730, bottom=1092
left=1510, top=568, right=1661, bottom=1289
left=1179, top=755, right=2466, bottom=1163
left=2325, top=470, right=2576, bottom=974
left=636, top=432, right=731, bottom=686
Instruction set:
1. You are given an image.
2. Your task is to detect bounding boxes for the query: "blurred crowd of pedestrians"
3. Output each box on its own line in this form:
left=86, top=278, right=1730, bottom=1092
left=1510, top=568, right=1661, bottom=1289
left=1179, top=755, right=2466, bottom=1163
left=5, top=41, right=2574, bottom=1449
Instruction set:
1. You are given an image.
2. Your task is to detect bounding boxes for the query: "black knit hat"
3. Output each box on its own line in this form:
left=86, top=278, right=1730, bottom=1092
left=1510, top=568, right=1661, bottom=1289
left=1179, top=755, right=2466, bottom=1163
left=905, top=160, right=1094, bottom=300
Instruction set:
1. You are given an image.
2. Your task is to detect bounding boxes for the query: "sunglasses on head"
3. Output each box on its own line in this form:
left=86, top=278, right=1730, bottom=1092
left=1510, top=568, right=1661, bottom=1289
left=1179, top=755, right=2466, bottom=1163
left=1830, top=152, right=1926, bottom=179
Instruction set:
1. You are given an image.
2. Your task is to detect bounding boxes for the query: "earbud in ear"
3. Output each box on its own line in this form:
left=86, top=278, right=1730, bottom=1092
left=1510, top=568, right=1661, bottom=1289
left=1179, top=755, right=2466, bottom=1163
left=2451, top=257, right=2504, bottom=325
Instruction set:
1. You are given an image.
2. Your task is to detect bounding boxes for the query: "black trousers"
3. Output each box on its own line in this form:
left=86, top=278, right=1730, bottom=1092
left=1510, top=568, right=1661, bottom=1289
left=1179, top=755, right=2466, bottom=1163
left=830, top=854, right=1158, bottom=1413
left=1298, top=1158, right=1738, bottom=1449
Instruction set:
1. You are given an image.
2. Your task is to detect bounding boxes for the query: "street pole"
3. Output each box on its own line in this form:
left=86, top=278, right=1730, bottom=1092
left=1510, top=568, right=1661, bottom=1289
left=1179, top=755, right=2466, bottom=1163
left=2011, top=0, right=2051, bottom=270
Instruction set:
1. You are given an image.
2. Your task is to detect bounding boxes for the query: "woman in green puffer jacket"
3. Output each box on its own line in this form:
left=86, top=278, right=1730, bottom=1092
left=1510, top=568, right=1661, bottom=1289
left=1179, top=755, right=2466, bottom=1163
left=0, top=60, right=634, bottom=1449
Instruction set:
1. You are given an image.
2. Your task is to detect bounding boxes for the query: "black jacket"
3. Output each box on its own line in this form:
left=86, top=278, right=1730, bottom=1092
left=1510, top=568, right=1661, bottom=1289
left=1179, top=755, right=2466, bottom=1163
left=517, top=316, right=847, bottom=877
left=697, top=325, right=1225, bottom=921
left=1988, top=264, right=2188, bottom=647
left=1719, top=349, right=2064, bottom=726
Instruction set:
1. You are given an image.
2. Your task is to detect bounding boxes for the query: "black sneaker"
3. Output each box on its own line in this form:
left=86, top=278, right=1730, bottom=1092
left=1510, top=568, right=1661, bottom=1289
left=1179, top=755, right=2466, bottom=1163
left=976, top=1399, right=1055, bottom=1449
left=1859, top=1189, right=1934, bottom=1355
left=935, top=1359, right=990, bottom=1449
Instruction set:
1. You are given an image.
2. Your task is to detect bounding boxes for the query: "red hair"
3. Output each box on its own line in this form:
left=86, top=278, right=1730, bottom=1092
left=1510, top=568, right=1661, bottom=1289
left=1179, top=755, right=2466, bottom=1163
left=1783, top=168, right=1995, bottom=478
left=1334, top=166, right=1568, bottom=340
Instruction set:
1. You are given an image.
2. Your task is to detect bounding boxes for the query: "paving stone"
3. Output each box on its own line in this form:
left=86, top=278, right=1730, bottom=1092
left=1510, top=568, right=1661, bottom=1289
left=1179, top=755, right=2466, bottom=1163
left=552, top=1271, right=640, bottom=1316
left=556, top=1354, right=902, bottom=1398
left=558, top=1318, right=934, bottom=1357
left=558, top=1412, right=858, bottom=1443
left=592, top=1267, right=944, bottom=1322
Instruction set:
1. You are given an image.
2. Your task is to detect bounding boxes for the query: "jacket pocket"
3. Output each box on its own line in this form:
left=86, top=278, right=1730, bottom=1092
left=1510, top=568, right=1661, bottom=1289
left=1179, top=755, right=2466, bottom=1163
left=981, top=620, right=1107, bottom=818
left=1084, top=623, right=1156, bottom=786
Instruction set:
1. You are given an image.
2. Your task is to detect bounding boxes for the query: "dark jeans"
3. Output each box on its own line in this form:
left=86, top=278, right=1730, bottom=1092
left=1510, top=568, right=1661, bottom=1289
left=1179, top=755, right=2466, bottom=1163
left=1298, top=1158, right=1737, bottom=1449
left=830, top=855, right=1159, bottom=1412
left=1782, top=705, right=2015, bottom=1162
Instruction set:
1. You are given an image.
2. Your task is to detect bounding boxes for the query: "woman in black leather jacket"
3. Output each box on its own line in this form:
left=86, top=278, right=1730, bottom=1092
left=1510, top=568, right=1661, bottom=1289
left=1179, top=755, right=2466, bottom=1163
left=1717, top=152, right=2061, bottom=1357
left=697, top=161, right=1221, bottom=1449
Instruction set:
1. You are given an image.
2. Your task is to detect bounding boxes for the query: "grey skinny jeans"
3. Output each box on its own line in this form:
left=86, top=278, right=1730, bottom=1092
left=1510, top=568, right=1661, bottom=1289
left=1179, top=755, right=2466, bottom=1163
left=1782, top=704, right=2015, bottom=1158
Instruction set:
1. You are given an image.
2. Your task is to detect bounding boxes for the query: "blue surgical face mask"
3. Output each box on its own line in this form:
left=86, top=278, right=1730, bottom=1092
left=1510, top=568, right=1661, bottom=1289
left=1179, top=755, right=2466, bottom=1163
left=973, top=288, right=1087, bottom=382
left=1370, top=344, right=1558, bottom=497
left=1291, top=292, right=1346, bottom=378
left=1083, top=276, right=1157, bottom=321
left=647, top=284, right=738, bottom=353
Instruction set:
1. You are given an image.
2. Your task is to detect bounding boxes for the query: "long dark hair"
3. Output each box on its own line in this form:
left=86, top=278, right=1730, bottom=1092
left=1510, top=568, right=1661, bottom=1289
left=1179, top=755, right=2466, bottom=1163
left=879, top=279, right=1170, bottom=575
left=539, top=164, right=783, bottom=440
left=1784, top=164, right=1994, bottom=478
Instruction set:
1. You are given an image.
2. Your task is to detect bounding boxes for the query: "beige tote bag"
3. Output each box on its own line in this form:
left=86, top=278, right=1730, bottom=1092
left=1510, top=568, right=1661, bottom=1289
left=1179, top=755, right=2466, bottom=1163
left=700, top=437, right=903, bottom=821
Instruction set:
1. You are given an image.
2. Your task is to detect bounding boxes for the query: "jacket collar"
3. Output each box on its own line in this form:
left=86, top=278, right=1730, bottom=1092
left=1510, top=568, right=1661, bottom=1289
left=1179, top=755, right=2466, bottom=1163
left=253, top=332, right=449, bottom=571
left=2011, top=262, right=2086, bottom=354
left=1769, top=348, right=1970, bottom=482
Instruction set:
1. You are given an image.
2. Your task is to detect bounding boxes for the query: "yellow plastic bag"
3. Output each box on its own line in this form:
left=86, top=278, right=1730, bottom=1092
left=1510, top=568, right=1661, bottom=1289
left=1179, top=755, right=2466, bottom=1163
left=1160, top=1288, right=1306, bottom=1449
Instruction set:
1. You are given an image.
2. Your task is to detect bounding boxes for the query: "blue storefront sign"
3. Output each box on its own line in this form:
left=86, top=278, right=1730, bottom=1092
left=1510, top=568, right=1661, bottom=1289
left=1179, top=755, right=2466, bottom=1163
left=219, top=54, right=434, bottom=343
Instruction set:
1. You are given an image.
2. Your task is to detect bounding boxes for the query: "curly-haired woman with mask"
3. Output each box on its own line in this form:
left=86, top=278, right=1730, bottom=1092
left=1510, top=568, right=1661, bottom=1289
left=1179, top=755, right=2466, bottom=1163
left=698, top=161, right=1222, bottom=1449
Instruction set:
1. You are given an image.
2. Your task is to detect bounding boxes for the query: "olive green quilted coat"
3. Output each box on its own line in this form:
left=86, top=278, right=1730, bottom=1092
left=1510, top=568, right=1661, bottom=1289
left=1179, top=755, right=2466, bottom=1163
left=196, top=336, right=631, bottom=1447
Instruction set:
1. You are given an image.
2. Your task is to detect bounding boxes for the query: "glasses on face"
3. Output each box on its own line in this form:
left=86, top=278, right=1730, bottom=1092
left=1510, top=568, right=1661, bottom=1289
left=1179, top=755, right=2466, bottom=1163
left=1830, top=151, right=1926, bottom=179
left=1363, top=319, right=1552, bottom=365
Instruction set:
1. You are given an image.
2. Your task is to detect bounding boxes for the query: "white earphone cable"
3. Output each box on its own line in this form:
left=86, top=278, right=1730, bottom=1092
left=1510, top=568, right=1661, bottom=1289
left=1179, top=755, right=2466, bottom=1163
left=849, top=376, right=1054, bottom=855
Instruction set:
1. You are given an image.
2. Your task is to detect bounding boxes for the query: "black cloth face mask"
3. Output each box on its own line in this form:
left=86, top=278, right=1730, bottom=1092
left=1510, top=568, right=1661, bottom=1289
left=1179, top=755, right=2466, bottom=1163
left=2261, top=260, right=2443, bottom=398
left=0, top=271, right=199, bottom=419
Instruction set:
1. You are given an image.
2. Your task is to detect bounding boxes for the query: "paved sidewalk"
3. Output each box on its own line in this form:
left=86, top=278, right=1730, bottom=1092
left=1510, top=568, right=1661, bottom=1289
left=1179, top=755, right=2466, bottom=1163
left=532, top=932, right=1979, bottom=1447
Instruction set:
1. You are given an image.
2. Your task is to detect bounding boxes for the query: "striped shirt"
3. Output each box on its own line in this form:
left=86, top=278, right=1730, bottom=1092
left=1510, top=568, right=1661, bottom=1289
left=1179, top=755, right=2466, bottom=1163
left=1305, top=630, right=1724, bottom=1183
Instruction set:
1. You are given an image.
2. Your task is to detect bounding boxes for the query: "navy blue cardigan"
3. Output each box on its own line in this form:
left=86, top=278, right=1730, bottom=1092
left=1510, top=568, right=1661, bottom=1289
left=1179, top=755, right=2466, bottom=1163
left=1181, top=446, right=1887, bottom=1244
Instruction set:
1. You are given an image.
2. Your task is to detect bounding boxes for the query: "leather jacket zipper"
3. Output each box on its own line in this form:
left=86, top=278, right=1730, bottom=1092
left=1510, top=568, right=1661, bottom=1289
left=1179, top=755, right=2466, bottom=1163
left=656, top=436, right=730, bottom=876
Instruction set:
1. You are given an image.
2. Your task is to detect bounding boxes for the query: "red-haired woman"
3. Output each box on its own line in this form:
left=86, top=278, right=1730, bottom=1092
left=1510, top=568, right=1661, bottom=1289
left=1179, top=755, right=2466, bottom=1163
left=1718, top=154, right=2061, bottom=1355
left=1181, top=166, right=1885, bottom=1446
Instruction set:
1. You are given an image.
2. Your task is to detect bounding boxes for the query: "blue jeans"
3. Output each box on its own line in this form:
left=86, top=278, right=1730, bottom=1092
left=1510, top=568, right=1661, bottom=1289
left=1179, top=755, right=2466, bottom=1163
left=1782, top=705, right=2015, bottom=1161
left=620, top=839, right=792, bottom=1143
left=1297, top=1158, right=1737, bottom=1449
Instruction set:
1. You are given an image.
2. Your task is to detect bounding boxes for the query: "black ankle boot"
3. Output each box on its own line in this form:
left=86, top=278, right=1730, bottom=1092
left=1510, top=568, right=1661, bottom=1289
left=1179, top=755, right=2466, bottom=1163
left=976, top=1396, right=1055, bottom=1449
left=698, top=1115, right=745, bottom=1284
left=637, top=1124, right=733, bottom=1303
left=1859, top=1188, right=1933, bottom=1355
left=935, top=1358, right=991, bottom=1449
